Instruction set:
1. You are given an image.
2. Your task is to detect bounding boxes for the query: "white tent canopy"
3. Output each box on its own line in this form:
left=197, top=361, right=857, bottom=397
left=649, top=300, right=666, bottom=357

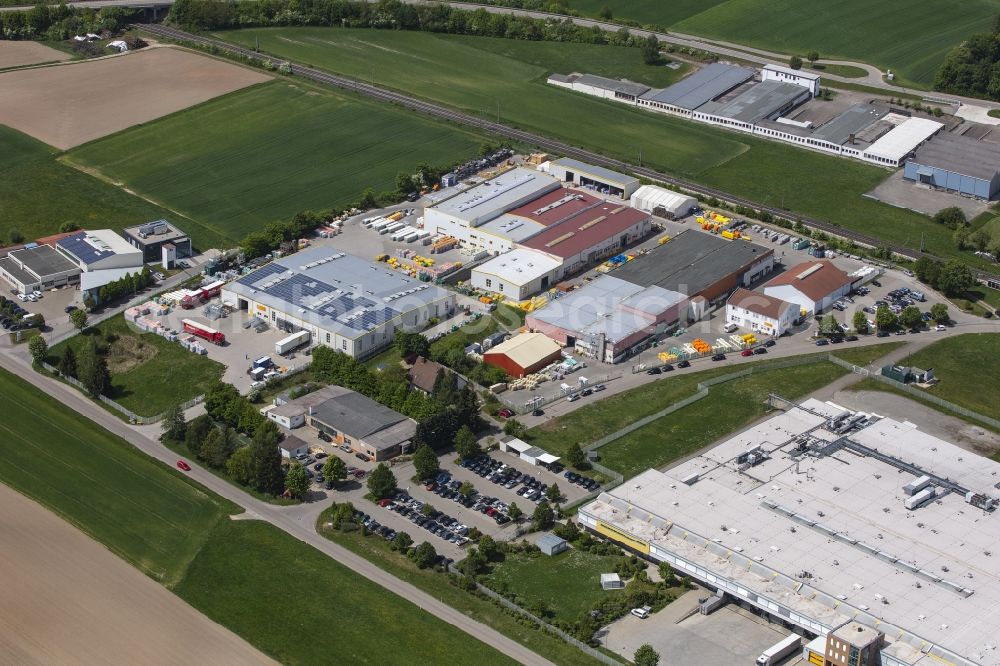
left=629, top=185, right=697, bottom=218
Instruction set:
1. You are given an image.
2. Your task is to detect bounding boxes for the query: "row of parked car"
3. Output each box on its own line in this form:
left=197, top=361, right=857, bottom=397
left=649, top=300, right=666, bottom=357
left=462, top=455, right=552, bottom=504
left=380, top=491, right=473, bottom=545
left=563, top=471, right=601, bottom=492
left=0, top=296, right=37, bottom=331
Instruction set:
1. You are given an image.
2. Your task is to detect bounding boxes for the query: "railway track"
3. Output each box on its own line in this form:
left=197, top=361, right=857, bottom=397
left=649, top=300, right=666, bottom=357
left=139, top=23, right=999, bottom=285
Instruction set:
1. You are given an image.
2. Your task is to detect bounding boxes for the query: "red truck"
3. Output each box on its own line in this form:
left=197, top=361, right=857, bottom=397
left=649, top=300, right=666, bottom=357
left=182, top=318, right=225, bottom=345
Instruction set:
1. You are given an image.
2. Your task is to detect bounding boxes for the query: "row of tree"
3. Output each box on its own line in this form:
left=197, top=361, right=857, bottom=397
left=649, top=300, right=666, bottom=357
left=169, top=0, right=655, bottom=50
left=913, top=256, right=978, bottom=298
left=95, top=265, right=155, bottom=306
left=0, top=4, right=134, bottom=40
left=935, top=16, right=1000, bottom=100
left=54, top=336, right=111, bottom=398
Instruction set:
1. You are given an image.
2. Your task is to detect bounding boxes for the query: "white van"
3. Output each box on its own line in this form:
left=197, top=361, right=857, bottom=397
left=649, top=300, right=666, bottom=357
left=630, top=606, right=651, bottom=619
left=723, top=322, right=738, bottom=333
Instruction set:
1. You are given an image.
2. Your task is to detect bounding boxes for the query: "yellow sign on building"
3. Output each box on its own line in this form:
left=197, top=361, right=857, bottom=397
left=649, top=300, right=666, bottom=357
left=595, top=521, right=650, bottom=555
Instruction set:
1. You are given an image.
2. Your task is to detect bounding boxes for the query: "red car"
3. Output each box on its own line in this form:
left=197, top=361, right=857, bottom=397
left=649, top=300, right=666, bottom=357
left=378, top=498, right=393, bottom=507
left=498, top=409, right=514, bottom=419
left=176, top=460, right=191, bottom=472
left=741, top=349, right=754, bottom=357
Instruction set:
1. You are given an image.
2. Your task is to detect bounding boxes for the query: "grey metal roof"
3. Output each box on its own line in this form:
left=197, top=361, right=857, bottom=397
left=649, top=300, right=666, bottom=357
left=811, top=103, right=889, bottom=145
left=0, top=256, right=37, bottom=286
left=7, top=244, right=78, bottom=278
left=308, top=386, right=412, bottom=449
left=700, top=80, right=809, bottom=124
left=909, top=133, right=1000, bottom=181
left=610, top=231, right=770, bottom=297
left=430, top=167, right=560, bottom=223
left=225, top=248, right=450, bottom=339
left=574, top=73, right=650, bottom=97
left=641, top=63, right=755, bottom=110
left=551, top=158, right=639, bottom=188
left=534, top=533, right=567, bottom=549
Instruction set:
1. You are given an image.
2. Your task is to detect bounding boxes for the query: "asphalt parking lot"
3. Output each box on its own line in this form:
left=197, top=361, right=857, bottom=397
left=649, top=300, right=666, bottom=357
left=602, top=592, right=806, bottom=666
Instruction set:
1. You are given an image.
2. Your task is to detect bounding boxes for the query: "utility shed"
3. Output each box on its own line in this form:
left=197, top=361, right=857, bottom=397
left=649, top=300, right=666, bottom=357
left=483, top=332, right=562, bottom=378
left=535, top=533, right=569, bottom=556
left=904, top=133, right=1000, bottom=200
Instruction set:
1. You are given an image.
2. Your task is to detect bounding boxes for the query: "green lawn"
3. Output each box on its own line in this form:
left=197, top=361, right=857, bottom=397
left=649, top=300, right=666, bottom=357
left=896, top=333, right=1000, bottom=419
left=0, top=367, right=231, bottom=585
left=209, top=28, right=974, bottom=264
left=175, top=519, right=516, bottom=666
left=672, top=0, right=1000, bottom=88
left=66, top=80, right=485, bottom=241
left=0, top=126, right=221, bottom=249
left=810, top=63, right=868, bottom=78
left=487, top=548, right=625, bottom=620
left=318, top=510, right=605, bottom=666
left=48, top=315, right=225, bottom=418
left=599, top=361, right=847, bottom=478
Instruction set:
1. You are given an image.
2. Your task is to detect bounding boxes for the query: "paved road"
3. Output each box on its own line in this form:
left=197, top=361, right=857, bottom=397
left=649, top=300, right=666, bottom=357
left=0, top=346, right=554, bottom=666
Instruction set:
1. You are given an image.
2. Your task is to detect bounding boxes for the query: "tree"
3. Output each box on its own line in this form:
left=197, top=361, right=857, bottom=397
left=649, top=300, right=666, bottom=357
left=28, top=335, right=47, bottom=363
left=789, top=55, right=803, bottom=70
left=185, top=414, right=213, bottom=458
left=634, top=644, right=660, bottom=666
left=546, top=483, right=562, bottom=504
left=852, top=310, right=869, bottom=334
left=391, top=531, right=413, bottom=552
left=933, top=206, right=968, bottom=229
left=566, top=442, right=587, bottom=469
left=597, top=5, right=612, bottom=19
left=819, top=313, right=840, bottom=336
left=68, top=307, right=88, bottom=331
left=57, top=346, right=77, bottom=378
left=459, top=481, right=475, bottom=498
left=394, top=331, right=429, bottom=358
left=875, top=304, right=898, bottom=331
left=503, top=418, right=526, bottom=438
left=78, top=338, right=110, bottom=399
left=931, top=303, right=950, bottom=324
left=914, top=256, right=943, bottom=286
left=285, top=461, right=310, bottom=498
left=478, top=534, right=500, bottom=561
left=641, top=33, right=660, bottom=65
left=396, top=170, right=415, bottom=195
left=367, top=463, right=397, bottom=499
left=900, top=305, right=923, bottom=330
left=226, top=446, right=254, bottom=485
left=937, top=259, right=975, bottom=296
left=200, top=427, right=230, bottom=468
left=533, top=500, right=555, bottom=531
left=413, top=444, right=439, bottom=481
left=507, top=502, right=523, bottom=521
left=161, top=403, right=187, bottom=441
left=249, top=421, right=283, bottom=495
left=953, top=225, right=971, bottom=250
left=9, top=229, right=24, bottom=244
left=323, top=456, right=348, bottom=485
left=806, top=50, right=820, bottom=64
left=410, top=541, right=438, bottom=569
left=969, top=227, right=992, bottom=252
left=453, top=425, right=481, bottom=460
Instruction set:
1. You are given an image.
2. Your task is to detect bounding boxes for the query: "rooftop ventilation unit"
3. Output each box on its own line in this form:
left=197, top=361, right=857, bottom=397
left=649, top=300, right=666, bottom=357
left=795, top=263, right=824, bottom=280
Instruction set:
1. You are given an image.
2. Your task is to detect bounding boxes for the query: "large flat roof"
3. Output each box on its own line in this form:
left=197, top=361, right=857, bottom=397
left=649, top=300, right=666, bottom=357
left=700, top=80, right=809, bottom=124
left=610, top=231, right=771, bottom=297
left=763, top=63, right=821, bottom=81
left=56, top=229, right=139, bottom=265
left=573, top=73, right=650, bottom=98
left=520, top=199, right=649, bottom=260
left=909, top=133, right=1000, bottom=181
left=506, top=189, right=599, bottom=227
left=582, top=399, right=1000, bottom=666
left=529, top=275, right=685, bottom=343
left=225, top=248, right=451, bottom=339
left=308, top=386, right=415, bottom=451
left=476, top=213, right=548, bottom=244
left=473, top=248, right=562, bottom=287
left=430, top=167, right=560, bottom=224
left=810, top=103, right=889, bottom=145
left=8, top=244, right=78, bottom=278
left=122, top=219, right=188, bottom=245
left=642, top=63, right=755, bottom=110
left=863, top=117, right=943, bottom=162
left=551, top=158, right=639, bottom=189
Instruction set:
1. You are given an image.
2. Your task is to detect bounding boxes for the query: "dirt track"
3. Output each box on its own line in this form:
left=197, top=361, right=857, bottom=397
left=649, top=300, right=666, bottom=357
left=0, top=46, right=270, bottom=149
left=0, top=483, right=275, bottom=666
left=0, top=41, right=70, bottom=69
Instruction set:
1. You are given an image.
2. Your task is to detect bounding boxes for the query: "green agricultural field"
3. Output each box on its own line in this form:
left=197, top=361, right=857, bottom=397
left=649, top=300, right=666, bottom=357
left=213, top=28, right=969, bottom=264
left=487, top=548, right=626, bottom=620
left=567, top=0, right=728, bottom=27
left=175, top=519, right=516, bottom=666
left=66, top=81, right=485, bottom=241
left=48, top=315, right=224, bottom=418
left=0, top=367, right=230, bottom=585
left=0, top=126, right=219, bottom=248
left=896, top=333, right=1000, bottom=419
left=672, top=0, right=1000, bottom=87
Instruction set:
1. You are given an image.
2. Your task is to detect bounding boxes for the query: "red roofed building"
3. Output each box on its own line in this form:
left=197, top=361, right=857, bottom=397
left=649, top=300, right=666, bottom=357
left=763, top=260, right=853, bottom=315
left=725, top=287, right=798, bottom=336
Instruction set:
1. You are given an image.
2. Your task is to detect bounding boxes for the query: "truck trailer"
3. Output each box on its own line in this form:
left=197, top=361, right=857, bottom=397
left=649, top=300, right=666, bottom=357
left=275, top=330, right=310, bottom=354
left=756, top=634, right=801, bottom=666
left=182, top=319, right=225, bottom=345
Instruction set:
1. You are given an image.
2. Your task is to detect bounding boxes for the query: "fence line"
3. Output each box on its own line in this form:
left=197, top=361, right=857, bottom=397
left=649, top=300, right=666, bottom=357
left=868, top=373, right=1000, bottom=430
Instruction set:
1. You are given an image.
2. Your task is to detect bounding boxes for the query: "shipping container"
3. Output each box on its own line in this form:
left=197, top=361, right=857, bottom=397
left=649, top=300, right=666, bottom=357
left=275, top=330, right=310, bottom=354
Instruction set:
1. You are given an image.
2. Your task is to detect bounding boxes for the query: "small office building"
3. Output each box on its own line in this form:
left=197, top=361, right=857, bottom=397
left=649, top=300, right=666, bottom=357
left=761, top=63, right=821, bottom=97
left=725, top=287, right=798, bottom=336
left=122, top=220, right=193, bottom=262
left=763, top=260, right=853, bottom=315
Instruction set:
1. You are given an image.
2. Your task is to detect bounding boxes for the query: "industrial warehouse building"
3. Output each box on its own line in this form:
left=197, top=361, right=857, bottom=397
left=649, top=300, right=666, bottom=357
left=904, top=133, right=1000, bottom=200
left=222, top=248, right=456, bottom=360
left=527, top=275, right=687, bottom=363
left=725, top=287, right=798, bottom=337
left=56, top=230, right=144, bottom=272
left=761, top=63, right=821, bottom=96
left=610, top=230, right=774, bottom=305
left=268, top=385, right=416, bottom=460
left=0, top=244, right=80, bottom=294
left=629, top=185, right=698, bottom=219
left=763, top=259, right=852, bottom=315
left=469, top=248, right=564, bottom=301
left=483, top=332, right=563, bottom=377
left=579, top=398, right=1000, bottom=666
left=122, top=219, right=192, bottom=263
left=545, top=158, right=640, bottom=199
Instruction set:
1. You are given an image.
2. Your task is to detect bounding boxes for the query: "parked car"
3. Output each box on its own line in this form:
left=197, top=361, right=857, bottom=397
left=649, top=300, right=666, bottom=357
left=814, top=339, right=829, bottom=346
left=662, top=364, right=674, bottom=371
left=64, top=305, right=77, bottom=313
left=646, top=367, right=661, bottom=375
left=711, top=353, right=726, bottom=361
left=593, top=383, right=606, bottom=392
left=567, top=393, right=580, bottom=402
left=355, top=452, right=370, bottom=462
left=176, top=460, right=191, bottom=471
left=763, top=339, right=776, bottom=348
left=498, top=408, right=514, bottom=419
left=318, top=431, right=331, bottom=442
left=677, top=360, right=690, bottom=368
left=532, top=408, right=544, bottom=417
left=936, top=324, right=947, bottom=331
left=631, top=606, right=651, bottom=619
left=580, top=387, right=593, bottom=397
left=740, top=349, right=753, bottom=357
